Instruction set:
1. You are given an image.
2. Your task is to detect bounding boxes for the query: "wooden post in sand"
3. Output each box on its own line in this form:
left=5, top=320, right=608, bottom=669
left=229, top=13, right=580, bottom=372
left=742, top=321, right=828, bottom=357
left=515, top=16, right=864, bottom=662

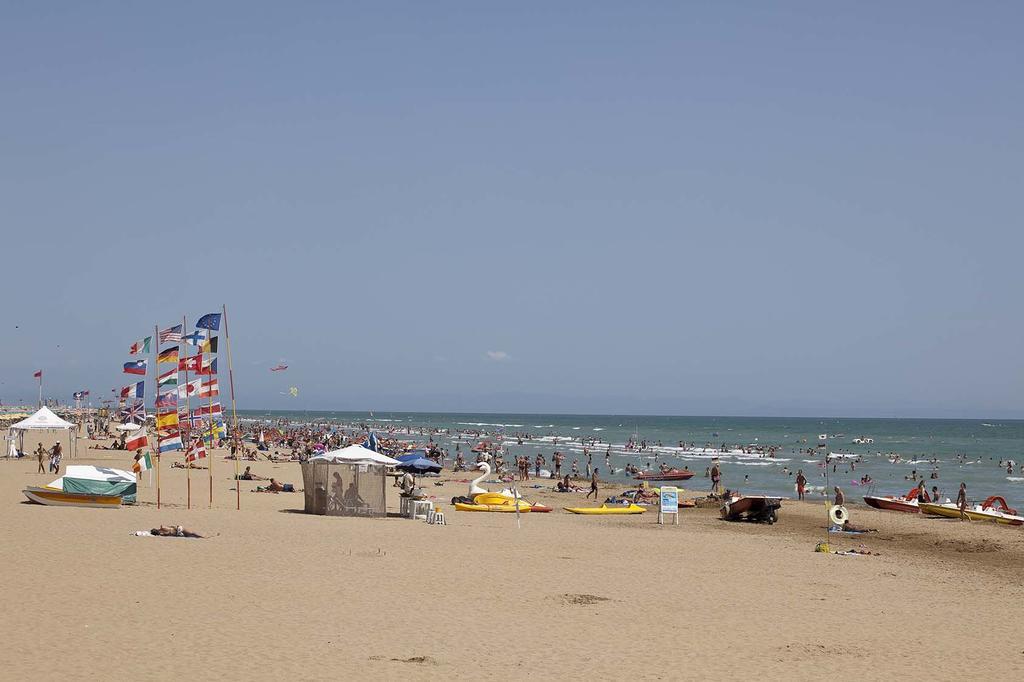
left=154, top=324, right=161, bottom=510
left=182, top=315, right=192, bottom=510
left=222, top=304, right=241, bottom=511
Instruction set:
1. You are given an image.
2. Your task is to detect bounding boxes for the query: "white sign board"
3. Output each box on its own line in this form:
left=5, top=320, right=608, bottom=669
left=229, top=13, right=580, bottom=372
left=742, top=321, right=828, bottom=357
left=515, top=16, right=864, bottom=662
left=658, top=486, right=679, bottom=525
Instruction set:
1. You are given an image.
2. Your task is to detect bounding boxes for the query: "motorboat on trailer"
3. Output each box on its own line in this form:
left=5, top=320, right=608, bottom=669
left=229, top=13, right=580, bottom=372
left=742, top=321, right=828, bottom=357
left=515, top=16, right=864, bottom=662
left=720, top=494, right=782, bottom=524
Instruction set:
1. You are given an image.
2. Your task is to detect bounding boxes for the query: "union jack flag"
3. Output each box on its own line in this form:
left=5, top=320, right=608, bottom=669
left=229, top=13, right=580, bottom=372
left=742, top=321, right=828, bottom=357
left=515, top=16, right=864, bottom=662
left=120, top=400, right=146, bottom=422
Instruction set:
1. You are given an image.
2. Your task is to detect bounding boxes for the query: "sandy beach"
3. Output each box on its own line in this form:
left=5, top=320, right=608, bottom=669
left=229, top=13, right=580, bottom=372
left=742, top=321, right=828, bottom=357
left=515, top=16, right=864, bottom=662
left=2, top=432, right=1023, bottom=681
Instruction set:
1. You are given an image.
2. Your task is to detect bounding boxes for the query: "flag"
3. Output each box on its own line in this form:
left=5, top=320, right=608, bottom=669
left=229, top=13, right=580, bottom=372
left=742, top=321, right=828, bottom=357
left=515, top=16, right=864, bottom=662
left=157, top=346, right=179, bottom=364
left=194, top=402, right=222, bottom=416
left=81, top=390, right=90, bottom=397
left=133, top=452, right=153, bottom=473
left=156, top=412, right=179, bottom=429
left=202, top=419, right=227, bottom=444
left=73, top=391, right=83, bottom=401
left=196, top=357, right=217, bottom=376
left=364, top=432, right=379, bottom=452
left=183, top=329, right=210, bottom=348
left=121, top=401, right=146, bottom=423
left=120, top=381, right=144, bottom=399
left=177, top=378, right=201, bottom=399
left=185, top=440, right=208, bottom=462
left=157, top=369, right=178, bottom=387
left=199, top=379, right=219, bottom=398
left=125, top=428, right=148, bottom=451
left=180, top=410, right=204, bottom=427
left=155, top=391, right=177, bottom=409
left=195, top=313, right=221, bottom=331
left=158, top=437, right=183, bottom=453
left=129, top=336, right=151, bottom=355
left=33, top=370, right=42, bottom=379
left=159, top=324, right=183, bottom=344
left=200, top=336, right=218, bottom=354
left=123, top=360, right=147, bottom=375
left=178, top=355, right=201, bottom=373
left=157, top=425, right=180, bottom=440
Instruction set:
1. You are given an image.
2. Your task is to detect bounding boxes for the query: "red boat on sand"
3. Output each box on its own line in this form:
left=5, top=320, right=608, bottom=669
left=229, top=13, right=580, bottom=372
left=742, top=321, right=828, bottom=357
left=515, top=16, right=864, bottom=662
left=634, top=468, right=695, bottom=482
left=863, top=485, right=933, bottom=514
left=863, top=495, right=919, bottom=513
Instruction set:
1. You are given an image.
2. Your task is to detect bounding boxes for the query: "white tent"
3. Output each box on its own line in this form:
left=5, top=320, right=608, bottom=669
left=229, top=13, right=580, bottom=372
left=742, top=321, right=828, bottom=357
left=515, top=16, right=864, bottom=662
left=309, top=444, right=400, bottom=466
left=10, top=406, right=75, bottom=430
left=9, top=406, right=77, bottom=458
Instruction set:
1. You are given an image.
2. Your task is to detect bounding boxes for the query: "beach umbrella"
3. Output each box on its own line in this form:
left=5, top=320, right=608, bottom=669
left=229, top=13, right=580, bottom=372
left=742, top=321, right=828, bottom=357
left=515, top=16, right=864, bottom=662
left=117, top=422, right=141, bottom=431
left=395, top=457, right=442, bottom=473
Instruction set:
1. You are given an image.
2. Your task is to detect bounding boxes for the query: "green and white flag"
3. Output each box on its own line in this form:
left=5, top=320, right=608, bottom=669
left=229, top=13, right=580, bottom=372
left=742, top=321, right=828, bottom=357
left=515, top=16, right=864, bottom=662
left=133, top=452, right=152, bottom=473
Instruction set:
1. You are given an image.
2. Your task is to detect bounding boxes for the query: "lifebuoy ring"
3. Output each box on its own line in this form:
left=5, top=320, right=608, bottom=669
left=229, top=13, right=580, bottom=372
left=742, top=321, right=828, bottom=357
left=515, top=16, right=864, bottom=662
left=829, top=505, right=848, bottom=525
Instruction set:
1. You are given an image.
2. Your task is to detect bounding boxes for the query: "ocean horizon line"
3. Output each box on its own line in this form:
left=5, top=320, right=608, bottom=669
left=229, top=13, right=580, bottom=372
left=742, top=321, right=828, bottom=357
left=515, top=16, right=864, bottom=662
left=232, top=407, right=1024, bottom=423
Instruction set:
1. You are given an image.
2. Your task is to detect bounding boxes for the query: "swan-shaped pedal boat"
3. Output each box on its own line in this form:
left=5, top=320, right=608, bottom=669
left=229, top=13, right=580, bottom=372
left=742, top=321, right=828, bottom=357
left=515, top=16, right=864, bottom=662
left=452, top=462, right=552, bottom=512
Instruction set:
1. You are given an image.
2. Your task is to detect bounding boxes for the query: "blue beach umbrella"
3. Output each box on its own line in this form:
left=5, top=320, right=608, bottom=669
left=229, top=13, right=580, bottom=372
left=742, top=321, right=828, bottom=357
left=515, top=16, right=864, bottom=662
left=395, top=457, right=442, bottom=473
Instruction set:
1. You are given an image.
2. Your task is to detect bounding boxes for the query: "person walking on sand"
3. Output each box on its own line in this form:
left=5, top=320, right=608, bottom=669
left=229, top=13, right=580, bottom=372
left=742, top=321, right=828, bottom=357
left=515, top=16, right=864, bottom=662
left=50, top=444, right=63, bottom=475
left=796, top=469, right=807, bottom=501
left=35, top=442, right=46, bottom=473
left=586, top=469, right=599, bottom=499
left=957, top=482, right=968, bottom=521
left=834, top=486, right=845, bottom=507
left=710, top=462, right=721, bottom=495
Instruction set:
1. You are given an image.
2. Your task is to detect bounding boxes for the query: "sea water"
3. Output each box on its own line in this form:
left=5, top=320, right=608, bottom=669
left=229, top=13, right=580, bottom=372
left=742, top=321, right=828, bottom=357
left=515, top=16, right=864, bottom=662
left=236, top=411, right=1024, bottom=509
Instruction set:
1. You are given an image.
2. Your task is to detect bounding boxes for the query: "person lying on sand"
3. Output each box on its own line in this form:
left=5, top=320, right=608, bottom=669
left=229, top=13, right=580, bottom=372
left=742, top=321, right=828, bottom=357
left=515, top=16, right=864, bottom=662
left=151, top=525, right=205, bottom=538
left=172, top=461, right=207, bottom=469
left=632, top=484, right=659, bottom=503
left=841, top=521, right=877, bottom=533
left=255, top=478, right=297, bottom=493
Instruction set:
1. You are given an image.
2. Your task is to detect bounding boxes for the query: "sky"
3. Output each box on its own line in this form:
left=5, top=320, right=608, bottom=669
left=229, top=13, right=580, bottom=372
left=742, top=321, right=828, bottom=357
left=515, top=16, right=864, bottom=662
left=1, top=2, right=1022, bottom=418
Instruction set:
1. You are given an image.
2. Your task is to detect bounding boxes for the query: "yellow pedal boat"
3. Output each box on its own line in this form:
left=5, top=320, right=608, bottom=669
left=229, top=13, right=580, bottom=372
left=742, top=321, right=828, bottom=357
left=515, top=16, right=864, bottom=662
left=454, top=501, right=532, bottom=513
left=918, top=500, right=1024, bottom=526
left=564, top=503, right=646, bottom=515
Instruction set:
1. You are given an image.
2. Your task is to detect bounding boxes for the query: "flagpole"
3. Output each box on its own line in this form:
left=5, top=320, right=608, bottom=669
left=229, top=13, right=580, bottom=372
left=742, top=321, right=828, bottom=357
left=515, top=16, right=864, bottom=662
left=154, top=324, right=161, bottom=510
left=183, top=315, right=192, bottom=510
left=38, top=372, right=42, bottom=408
left=223, top=304, right=240, bottom=511
left=205, top=344, right=215, bottom=509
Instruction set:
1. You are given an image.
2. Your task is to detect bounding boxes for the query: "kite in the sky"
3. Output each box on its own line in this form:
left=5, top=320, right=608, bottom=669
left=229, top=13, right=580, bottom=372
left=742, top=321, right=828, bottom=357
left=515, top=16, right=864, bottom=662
left=270, top=364, right=288, bottom=372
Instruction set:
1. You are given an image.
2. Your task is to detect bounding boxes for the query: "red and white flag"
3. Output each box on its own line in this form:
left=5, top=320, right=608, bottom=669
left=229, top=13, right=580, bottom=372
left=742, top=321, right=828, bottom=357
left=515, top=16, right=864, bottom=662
left=125, top=428, right=148, bottom=452
left=176, top=379, right=201, bottom=399
left=199, top=379, right=219, bottom=399
left=193, top=402, right=222, bottom=417
left=33, top=370, right=42, bottom=379
left=185, top=440, right=207, bottom=463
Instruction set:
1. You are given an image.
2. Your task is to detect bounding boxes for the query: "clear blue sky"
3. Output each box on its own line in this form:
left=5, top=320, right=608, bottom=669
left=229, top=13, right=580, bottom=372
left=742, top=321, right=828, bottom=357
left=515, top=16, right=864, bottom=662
left=2, top=2, right=1021, bottom=418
